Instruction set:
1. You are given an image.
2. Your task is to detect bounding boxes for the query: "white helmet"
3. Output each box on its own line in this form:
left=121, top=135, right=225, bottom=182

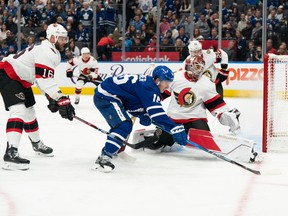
left=185, top=56, right=205, bottom=81
left=188, top=40, right=202, bottom=57
left=46, top=23, right=68, bottom=44
left=81, top=47, right=90, bottom=55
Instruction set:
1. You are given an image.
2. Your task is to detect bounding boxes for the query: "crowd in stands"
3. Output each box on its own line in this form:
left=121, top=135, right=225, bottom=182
left=0, top=0, right=287, bottom=61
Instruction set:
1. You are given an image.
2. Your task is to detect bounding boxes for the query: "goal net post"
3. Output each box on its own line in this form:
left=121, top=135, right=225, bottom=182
left=263, top=54, right=288, bottom=152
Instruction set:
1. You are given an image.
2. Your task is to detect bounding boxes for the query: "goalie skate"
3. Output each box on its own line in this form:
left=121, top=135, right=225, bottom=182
left=74, top=95, right=80, bottom=105
left=92, top=155, right=115, bottom=172
left=31, top=140, right=54, bottom=157
left=2, top=145, right=30, bottom=171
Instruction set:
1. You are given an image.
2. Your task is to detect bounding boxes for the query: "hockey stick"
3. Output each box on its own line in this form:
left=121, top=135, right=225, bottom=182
left=152, top=123, right=261, bottom=175
left=73, top=115, right=159, bottom=149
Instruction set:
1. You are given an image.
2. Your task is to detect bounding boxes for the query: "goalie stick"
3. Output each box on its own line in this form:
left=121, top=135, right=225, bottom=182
left=74, top=116, right=159, bottom=149
left=151, top=122, right=261, bottom=175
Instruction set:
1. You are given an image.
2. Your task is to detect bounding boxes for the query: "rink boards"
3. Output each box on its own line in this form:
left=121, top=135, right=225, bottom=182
left=32, top=62, right=263, bottom=98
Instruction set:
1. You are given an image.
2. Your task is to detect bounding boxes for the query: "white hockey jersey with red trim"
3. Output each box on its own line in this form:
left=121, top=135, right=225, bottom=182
left=1, top=40, right=62, bottom=100
left=183, top=48, right=228, bottom=82
left=166, top=69, right=228, bottom=123
left=68, top=56, right=98, bottom=75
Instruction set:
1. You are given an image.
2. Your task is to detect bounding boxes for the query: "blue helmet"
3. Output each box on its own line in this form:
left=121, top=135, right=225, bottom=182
left=152, top=65, right=174, bottom=82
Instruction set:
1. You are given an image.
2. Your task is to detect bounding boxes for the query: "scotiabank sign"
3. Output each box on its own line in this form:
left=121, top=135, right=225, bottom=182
left=112, top=52, right=180, bottom=61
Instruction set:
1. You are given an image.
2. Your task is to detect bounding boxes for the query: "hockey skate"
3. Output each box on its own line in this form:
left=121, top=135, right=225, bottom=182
left=31, top=140, right=54, bottom=157
left=2, top=144, right=30, bottom=171
left=74, top=95, right=80, bottom=105
left=92, top=154, right=115, bottom=172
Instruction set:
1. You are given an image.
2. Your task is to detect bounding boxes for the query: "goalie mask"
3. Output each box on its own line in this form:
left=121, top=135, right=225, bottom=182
left=185, top=56, right=205, bottom=81
left=188, top=40, right=202, bottom=57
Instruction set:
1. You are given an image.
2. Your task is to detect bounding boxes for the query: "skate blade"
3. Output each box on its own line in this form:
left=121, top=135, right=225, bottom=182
left=35, top=152, right=54, bottom=157
left=91, top=164, right=114, bottom=173
left=2, top=162, right=29, bottom=171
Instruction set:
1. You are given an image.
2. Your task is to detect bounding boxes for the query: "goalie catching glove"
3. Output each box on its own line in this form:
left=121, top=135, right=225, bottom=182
left=217, top=108, right=241, bottom=133
left=170, top=125, right=187, bottom=146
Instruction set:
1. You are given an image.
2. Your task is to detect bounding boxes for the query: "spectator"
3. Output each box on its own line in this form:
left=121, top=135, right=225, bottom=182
left=7, top=1, right=17, bottom=17
left=126, top=0, right=138, bottom=30
left=27, top=36, right=35, bottom=47
left=79, top=2, right=93, bottom=33
left=144, top=35, right=157, bottom=52
left=130, top=35, right=144, bottom=52
left=209, top=27, right=218, bottom=40
left=28, top=5, right=41, bottom=27
left=183, top=15, right=192, bottom=36
left=195, top=14, right=210, bottom=39
left=254, top=45, right=262, bottom=61
left=42, top=3, right=55, bottom=24
left=0, top=24, right=8, bottom=41
left=267, top=8, right=280, bottom=35
left=179, top=0, right=191, bottom=16
left=202, top=3, right=213, bottom=18
left=104, top=0, right=117, bottom=35
left=251, top=20, right=262, bottom=45
left=222, top=22, right=235, bottom=38
left=68, top=40, right=80, bottom=57
left=127, top=24, right=137, bottom=39
left=146, top=12, right=156, bottom=32
left=7, top=45, right=16, bottom=55
left=131, top=15, right=145, bottom=31
left=174, top=38, right=188, bottom=60
left=245, top=0, right=259, bottom=6
left=36, top=23, right=48, bottom=42
left=160, top=36, right=174, bottom=51
left=228, top=13, right=238, bottom=30
left=97, top=33, right=115, bottom=61
left=159, top=17, right=171, bottom=36
left=235, top=30, right=247, bottom=61
left=237, top=13, right=247, bottom=31
left=138, top=0, right=152, bottom=17
left=66, top=23, right=76, bottom=41
left=276, top=5, right=284, bottom=21
left=266, top=38, right=278, bottom=54
left=13, top=12, right=26, bottom=27
left=241, top=21, right=253, bottom=40
left=164, top=29, right=175, bottom=45
left=175, top=26, right=189, bottom=45
left=134, top=8, right=147, bottom=23
left=251, top=10, right=263, bottom=27
left=245, top=40, right=256, bottom=61
left=194, top=28, right=204, bottom=40
left=169, top=21, right=179, bottom=40
left=223, top=40, right=236, bottom=61
left=75, top=23, right=89, bottom=42
left=278, top=43, right=288, bottom=55
left=174, top=0, right=182, bottom=19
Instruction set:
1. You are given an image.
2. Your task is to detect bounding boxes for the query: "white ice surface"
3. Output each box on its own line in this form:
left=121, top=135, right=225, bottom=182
left=0, top=95, right=288, bottom=216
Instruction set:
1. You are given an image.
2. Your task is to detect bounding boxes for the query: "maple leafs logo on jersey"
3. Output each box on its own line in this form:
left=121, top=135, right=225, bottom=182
left=15, top=92, right=25, bottom=100
left=174, top=88, right=196, bottom=107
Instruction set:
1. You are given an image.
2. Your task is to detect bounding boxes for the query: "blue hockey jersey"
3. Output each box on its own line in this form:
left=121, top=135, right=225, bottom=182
left=95, top=74, right=179, bottom=132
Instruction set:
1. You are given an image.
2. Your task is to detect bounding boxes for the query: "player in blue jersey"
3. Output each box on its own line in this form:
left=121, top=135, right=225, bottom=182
left=92, top=65, right=187, bottom=172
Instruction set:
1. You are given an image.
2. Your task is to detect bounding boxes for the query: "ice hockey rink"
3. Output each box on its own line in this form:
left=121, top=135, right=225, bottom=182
left=0, top=95, right=288, bottom=216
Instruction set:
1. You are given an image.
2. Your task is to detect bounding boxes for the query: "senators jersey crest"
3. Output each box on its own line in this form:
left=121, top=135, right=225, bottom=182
left=173, top=87, right=196, bottom=107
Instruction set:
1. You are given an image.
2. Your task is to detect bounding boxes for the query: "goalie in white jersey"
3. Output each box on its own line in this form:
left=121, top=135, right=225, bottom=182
left=66, top=47, right=102, bottom=105
left=184, top=40, right=229, bottom=97
left=0, top=23, right=75, bottom=170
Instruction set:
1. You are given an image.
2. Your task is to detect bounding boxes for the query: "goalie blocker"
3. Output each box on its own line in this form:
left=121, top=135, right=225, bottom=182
left=132, top=128, right=260, bottom=163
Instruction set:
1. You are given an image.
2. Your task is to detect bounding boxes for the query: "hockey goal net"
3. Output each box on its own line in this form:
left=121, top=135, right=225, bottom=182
left=263, top=54, right=288, bottom=152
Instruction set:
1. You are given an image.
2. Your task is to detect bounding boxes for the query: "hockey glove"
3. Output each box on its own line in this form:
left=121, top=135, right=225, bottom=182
left=66, top=68, right=73, bottom=78
left=139, top=113, right=152, bottom=126
left=45, top=93, right=58, bottom=113
left=218, top=108, right=241, bottom=133
left=57, top=96, right=75, bottom=121
left=170, top=125, right=187, bottom=146
left=88, top=72, right=98, bottom=81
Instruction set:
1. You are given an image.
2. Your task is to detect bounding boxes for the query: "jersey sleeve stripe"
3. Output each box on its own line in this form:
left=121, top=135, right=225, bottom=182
left=150, top=112, right=166, bottom=119
left=110, top=132, right=125, bottom=141
left=35, top=63, right=54, bottom=72
left=204, top=94, right=226, bottom=112
left=146, top=105, right=163, bottom=112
